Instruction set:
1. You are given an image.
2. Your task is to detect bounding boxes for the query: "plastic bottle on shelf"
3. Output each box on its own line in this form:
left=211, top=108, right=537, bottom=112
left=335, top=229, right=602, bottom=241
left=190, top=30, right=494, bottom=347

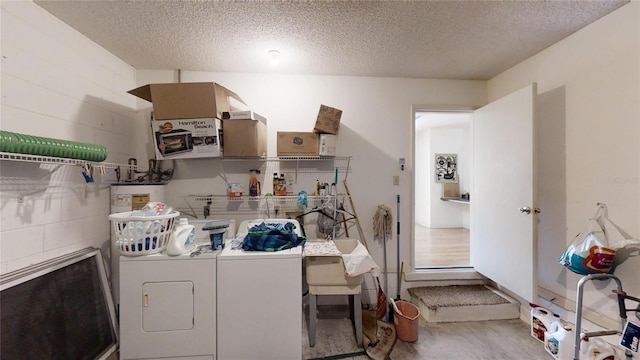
left=278, top=173, right=287, bottom=196
left=272, top=173, right=279, bottom=195
left=249, top=169, right=261, bottom=197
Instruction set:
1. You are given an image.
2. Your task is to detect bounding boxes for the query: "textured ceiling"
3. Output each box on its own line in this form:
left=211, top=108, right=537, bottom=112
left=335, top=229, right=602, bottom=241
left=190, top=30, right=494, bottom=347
left=34, top=0, right=628, bottom=80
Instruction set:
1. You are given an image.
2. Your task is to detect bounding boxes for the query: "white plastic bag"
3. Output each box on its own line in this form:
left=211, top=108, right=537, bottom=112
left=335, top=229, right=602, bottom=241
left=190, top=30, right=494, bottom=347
left=559, top=203, right=638, bottom=275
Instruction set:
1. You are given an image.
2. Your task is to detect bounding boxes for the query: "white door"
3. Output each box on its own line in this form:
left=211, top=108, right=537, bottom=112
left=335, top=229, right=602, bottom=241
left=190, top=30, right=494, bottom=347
left=471, top=83, right=538, bottom=302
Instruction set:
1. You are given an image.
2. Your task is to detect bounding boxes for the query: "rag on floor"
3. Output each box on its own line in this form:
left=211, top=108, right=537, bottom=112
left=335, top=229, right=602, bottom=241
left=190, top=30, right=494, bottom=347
left=342, top=242, right=381, bottom=277
left=241, top=222, right=306, bottom=251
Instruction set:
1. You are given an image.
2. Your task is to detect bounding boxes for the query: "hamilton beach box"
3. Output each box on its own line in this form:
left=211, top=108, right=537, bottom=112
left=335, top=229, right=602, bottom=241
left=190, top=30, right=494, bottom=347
left=128, top=82, right=246, bottom=120
left=151, top=118, right=222, bottom=160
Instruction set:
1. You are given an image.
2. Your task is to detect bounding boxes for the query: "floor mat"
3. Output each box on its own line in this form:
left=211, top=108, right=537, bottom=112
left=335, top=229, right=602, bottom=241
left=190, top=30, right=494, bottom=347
left=408, top=284, right=510, bottom=309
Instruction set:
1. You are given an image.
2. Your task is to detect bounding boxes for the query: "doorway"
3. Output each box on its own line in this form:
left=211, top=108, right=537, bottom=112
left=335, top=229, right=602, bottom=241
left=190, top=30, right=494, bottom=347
left=411, top=84, right=538, bottom=303
left=414, top=111, right=472, bottom=269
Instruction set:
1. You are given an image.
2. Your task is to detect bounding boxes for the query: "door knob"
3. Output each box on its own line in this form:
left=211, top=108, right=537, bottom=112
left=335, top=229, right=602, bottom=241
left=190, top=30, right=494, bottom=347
left=519, top=206, right=531, bottom=214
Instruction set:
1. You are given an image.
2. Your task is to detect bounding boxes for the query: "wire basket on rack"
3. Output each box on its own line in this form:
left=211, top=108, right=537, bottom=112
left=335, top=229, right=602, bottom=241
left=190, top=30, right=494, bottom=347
left=109, top=211, right=180, bottom=256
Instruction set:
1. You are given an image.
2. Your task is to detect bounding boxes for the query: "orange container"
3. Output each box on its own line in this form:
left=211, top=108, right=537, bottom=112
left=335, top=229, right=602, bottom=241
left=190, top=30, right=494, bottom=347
left=392, top=300, right=420, bottom=342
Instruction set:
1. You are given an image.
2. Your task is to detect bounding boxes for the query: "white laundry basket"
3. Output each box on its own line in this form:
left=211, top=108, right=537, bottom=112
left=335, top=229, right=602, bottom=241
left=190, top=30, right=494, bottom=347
left=109, top=211, right=180, bottom=256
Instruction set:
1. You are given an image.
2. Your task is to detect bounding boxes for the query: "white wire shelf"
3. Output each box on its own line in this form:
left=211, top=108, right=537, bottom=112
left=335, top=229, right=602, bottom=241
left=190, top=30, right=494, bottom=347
left=180, top=193, right=351, bottom=216
left=0, top=152, right=140, bottom=199
left=220, top=156, right=352, bottom=175
left=0, top=151, right=133, bottom=170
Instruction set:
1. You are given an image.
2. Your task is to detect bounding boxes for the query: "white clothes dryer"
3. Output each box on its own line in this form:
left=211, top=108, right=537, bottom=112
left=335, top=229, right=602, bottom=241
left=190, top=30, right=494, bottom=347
left=119, top=247, right=219, bottom=360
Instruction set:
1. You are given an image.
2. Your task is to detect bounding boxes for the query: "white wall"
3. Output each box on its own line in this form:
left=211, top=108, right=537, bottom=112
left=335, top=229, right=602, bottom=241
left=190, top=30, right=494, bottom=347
left=414, top=127, right=430, bottom=226
left=131, top=70, right=487, bottom=301
left=489, top=2, right=640, bottom=325
left=0, top=2, right=137, bottom=273
left=428, top=126, right=470, bottom=228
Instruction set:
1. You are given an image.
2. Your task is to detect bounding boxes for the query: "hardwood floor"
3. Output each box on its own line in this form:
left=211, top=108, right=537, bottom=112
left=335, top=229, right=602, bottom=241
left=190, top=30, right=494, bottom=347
left=415, top=225, right=470, bottom=268
left=302, top=305, right=550, bottom=360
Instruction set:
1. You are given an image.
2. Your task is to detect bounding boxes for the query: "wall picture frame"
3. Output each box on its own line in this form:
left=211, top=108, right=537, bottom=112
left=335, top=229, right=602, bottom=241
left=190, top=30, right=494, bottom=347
left=435, top=153, right=458, bottom=183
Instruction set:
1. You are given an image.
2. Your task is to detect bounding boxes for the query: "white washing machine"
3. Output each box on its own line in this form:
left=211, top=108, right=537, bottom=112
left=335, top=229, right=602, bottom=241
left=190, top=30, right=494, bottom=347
left=119, top=246, right=219, bottom=360
left=217, top=219, right=304, bottom=360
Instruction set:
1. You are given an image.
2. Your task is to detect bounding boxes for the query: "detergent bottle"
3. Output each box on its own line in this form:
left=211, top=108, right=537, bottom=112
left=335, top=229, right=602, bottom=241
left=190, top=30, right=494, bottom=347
left=580, top=337, right=617, bottom=360
left=167, top=218, right=196, bottom=256
left=531, top=306, right=559, bottom=342
left=544, top=322, right=573, bottom=360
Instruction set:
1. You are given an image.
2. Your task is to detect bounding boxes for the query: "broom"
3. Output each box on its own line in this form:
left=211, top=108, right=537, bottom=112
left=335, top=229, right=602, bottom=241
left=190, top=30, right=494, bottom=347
left=344, top=181, right=397, bottom=358
left=343, top=180, right=381, bottom=345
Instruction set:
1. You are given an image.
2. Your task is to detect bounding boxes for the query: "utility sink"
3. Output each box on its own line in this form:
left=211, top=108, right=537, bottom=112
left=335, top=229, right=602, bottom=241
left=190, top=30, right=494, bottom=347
left=304, top=238, right=363, bottom=294
left=304, top=238, right=365, bottom=347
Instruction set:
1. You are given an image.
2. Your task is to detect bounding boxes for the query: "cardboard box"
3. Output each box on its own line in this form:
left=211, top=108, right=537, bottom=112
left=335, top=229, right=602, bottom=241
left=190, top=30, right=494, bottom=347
left=277, top=132, right=320, bottom=156
left=314, top=104, right=342, bottom=135
left=151, top=118, right=222, bottom=160
left=222, top=110, right=267, bottom=123
left=128, top=82, right=245, bottom=120
left=319, top=134, right=337, bottom=156
left=222, top=119, right=267, bottom=157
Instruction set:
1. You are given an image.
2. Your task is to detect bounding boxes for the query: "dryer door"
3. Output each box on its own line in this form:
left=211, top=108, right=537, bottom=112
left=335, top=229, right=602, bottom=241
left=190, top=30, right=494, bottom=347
left=142, top=281, right=194, bottom=331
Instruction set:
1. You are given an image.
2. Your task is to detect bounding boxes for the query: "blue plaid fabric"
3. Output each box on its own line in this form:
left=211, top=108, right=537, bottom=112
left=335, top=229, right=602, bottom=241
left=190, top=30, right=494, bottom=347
left=241, top=222, right=306, bottom=251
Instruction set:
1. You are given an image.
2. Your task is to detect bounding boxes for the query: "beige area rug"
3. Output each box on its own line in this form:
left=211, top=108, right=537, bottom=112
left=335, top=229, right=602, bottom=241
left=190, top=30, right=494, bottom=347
left=408, top=285, right=510, bottom=309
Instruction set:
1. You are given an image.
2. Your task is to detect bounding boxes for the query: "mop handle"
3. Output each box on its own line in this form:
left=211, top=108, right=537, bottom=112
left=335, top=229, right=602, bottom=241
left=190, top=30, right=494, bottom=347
left=396, top=194, right=401, bottom=299
left=383, top=214, right=389, bottom=308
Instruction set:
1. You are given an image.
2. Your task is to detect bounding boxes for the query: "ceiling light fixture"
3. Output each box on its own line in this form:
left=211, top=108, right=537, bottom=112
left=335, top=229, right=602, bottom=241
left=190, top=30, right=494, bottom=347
left=268, top=50, right=280, bottom=67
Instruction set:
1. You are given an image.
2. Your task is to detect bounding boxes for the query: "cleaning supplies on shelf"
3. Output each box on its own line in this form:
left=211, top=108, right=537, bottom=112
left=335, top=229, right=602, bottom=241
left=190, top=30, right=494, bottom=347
left=278, top=173, right=287, bottom=196
left=272, top=173, right=279, bottom=195
left=167, top=218, right=196, bottom=255
left=249, top=169, right=261, bottom=196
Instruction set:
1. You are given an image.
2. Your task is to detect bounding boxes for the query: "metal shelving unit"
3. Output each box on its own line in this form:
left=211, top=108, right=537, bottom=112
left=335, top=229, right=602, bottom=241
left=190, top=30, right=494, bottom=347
left=0, top=152, right=124, bottom=169
left=220, top=156, right=351, bottom=181
left=180, top=156, right=353, bottom=217
left=180, top=194, right=349, bottom=216
left=0, top=152, right=137, bottom=198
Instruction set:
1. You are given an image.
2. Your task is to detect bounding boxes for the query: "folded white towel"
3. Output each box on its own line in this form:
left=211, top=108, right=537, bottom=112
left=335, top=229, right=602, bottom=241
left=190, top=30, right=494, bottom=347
left=342, top=242, right=381, bottom=277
